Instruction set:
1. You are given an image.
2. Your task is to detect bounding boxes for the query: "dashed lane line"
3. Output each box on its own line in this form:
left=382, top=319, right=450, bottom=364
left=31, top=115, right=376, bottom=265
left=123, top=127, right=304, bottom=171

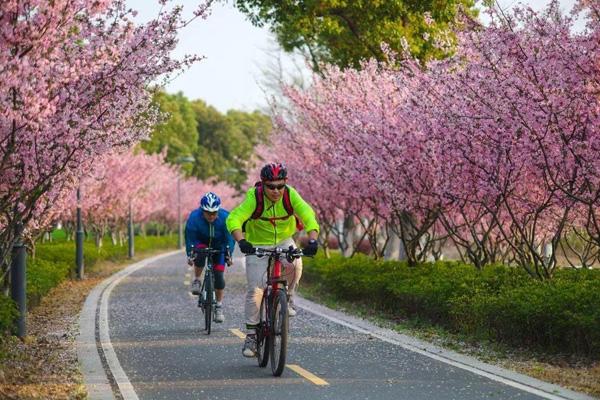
left=287, top=364, right=329, bottom=386
left=229, top=328, right=246, bottom=339
left=228, top=329, right=329, bottom=386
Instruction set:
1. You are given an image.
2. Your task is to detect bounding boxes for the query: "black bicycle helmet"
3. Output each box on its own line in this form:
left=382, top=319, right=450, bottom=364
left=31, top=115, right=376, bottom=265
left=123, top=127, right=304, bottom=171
left=260, top=162, right=287, bottom=181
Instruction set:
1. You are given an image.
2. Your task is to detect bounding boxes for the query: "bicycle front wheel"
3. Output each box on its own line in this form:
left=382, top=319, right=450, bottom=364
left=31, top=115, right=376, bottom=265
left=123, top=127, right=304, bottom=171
left=256, top=293, right=269, bottom=368
left=269, top=289, right=288, bottom=376
left=204, top=272, right=213, bottom=335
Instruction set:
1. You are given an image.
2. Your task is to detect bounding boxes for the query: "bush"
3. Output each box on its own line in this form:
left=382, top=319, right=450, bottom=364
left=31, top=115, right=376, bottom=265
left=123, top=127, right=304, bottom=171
left=28, top=258, right=71, bottom=306
left=0, top=295, right=17, bottom=333
left=462, top=279, right=600, bottom=355
left=303, top=254, right=600, bottom=357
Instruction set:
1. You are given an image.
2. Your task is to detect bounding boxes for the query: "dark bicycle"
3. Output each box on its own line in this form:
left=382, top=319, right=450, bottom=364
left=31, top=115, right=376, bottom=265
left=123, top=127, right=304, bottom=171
left=247, top=246, right=307, bottom=376
left=191, top=247, right=227, bottom=335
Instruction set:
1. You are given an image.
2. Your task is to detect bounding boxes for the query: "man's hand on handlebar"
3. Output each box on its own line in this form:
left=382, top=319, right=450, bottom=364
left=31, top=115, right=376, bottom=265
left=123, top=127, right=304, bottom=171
left=238, top=239, right=255, bottom=254
left=303, top=239, right=318, bottom=256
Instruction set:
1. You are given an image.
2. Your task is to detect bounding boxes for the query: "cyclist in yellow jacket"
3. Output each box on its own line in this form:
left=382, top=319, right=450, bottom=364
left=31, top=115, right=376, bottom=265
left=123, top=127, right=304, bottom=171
left=226, top=162, right=319, bottom=357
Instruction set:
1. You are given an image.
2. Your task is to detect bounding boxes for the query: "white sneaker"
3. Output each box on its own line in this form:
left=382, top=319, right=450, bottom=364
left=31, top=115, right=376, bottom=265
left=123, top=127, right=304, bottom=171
left=242, top=334, right=257, bottom=357
left=190, top=280, right=201, bottom=295
left=288, top=305, right=297, bottom=317
left=214, top=306, right=224, bottom=323
left=288, top=297, right=297, bottom=317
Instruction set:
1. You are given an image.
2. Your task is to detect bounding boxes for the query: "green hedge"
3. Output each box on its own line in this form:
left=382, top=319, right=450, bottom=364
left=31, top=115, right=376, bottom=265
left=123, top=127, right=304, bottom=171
left=0, top=295, right=18, bottom=334
left=0, top=235, right=177, bottom=332
left=303, top=254, right=600, bottom=357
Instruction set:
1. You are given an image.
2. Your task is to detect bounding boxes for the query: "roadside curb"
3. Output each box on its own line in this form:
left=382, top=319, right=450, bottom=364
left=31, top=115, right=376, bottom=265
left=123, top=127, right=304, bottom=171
left=76, top=250, right=182, bottom=400
left=296, top=297, right=597, bottom=400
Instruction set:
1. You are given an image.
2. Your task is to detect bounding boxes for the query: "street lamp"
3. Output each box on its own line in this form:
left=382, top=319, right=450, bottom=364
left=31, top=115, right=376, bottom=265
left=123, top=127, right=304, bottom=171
left=175, top=156, right=195, bottom=249
left=128, top=199, right=134, bottom=259
left=76, top=187, right=84, bottom=279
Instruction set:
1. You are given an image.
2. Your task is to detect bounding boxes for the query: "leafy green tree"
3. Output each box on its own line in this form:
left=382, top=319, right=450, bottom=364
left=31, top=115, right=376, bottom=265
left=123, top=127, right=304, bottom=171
left=140, top=91, right=198, bottom=175
left=231, top=0, right=478, bottom=70
left=192, top=101, right=271, bottom=188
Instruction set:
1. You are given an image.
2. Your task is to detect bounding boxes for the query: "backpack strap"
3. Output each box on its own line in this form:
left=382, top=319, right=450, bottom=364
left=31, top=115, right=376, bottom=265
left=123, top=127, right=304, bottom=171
left=251, top=181, right=265, bottom=219
left=281, top=186, right=294, bottom=216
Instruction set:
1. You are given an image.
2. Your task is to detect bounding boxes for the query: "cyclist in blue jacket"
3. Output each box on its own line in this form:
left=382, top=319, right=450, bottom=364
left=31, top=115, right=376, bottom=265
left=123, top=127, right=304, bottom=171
left=185, top=192, right=235, bottom=323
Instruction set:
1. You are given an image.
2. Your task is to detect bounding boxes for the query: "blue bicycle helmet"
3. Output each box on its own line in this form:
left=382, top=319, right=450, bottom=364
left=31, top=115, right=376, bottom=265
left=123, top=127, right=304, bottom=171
left=200, top=192, right=221, bottom=212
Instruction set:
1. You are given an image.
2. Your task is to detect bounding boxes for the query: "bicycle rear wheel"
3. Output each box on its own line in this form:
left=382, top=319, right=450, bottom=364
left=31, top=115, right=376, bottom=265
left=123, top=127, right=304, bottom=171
left=269, top=289, right=288, bottom=376
left=256, top=293, right=269, bottom=367
left=204, top=272, right=213, bottom=335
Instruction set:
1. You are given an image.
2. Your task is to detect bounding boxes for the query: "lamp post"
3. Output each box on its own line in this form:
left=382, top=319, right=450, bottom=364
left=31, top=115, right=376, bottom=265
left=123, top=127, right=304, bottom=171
left=175, top=156, right=195, bottom=249
left=76, top=187, right=84, bottom=279
left=128, top=199, right=134, bottom=259
left=11, top=221, right=26, bottom=337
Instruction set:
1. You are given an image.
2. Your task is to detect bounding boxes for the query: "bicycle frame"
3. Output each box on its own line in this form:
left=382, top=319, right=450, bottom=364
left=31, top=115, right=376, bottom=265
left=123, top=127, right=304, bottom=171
left=198, top=257, right=215, bottom=308
left=258, top=253, right=286, bottom=338
left=191, top=247, right=225, bottom=334
left=250, top=246, right=304, bottom=376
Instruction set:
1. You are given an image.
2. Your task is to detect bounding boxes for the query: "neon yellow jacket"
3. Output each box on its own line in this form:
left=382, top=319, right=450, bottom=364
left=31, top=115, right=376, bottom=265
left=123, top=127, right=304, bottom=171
left=226, top=185, right=320, bottom=245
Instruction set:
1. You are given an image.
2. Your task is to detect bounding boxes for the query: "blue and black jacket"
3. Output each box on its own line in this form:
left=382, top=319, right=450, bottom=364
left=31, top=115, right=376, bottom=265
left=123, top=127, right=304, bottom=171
left=184, top=208, right=235, bottom=265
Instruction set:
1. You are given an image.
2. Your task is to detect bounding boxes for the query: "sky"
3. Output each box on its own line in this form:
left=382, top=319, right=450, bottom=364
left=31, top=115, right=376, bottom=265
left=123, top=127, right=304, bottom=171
left=127, top=0, right=579, bottom=114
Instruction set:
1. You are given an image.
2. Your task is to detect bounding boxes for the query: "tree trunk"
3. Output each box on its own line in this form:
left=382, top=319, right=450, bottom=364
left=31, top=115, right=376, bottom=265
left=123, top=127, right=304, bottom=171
left=342, top=215, right=355, bottom=257
left=384, top=228, right=407, bottom=261
left=95, top=232, right=103, bottom=248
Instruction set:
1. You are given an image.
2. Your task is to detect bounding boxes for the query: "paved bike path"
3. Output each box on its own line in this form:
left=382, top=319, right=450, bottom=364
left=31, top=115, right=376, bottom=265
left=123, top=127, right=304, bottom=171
left=101, top=251, right=592, bottom=400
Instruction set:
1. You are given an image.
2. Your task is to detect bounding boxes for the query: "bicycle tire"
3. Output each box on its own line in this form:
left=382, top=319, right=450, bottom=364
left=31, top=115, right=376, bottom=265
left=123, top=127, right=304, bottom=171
left=269, top=289, right=288, bottom=376
left=256, top=293, right=269, bottom=367
left=204, top=270, right=213, bottom=335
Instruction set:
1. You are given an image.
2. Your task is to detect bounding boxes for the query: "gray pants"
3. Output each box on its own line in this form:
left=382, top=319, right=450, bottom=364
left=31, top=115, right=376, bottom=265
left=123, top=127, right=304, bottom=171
left=245, top=238, right=302, bottom=326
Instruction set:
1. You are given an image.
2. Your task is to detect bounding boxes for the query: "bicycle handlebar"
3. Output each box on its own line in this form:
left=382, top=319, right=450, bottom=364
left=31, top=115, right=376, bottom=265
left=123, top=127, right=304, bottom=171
left=190, top=246, right=230, bottom=258
left=248, top=246, right=310, bottom=260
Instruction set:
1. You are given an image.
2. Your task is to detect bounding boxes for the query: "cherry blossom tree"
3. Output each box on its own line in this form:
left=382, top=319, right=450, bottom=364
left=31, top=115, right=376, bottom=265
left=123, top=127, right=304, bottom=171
left=272, top=55, right=444, bottom=264
left=56, top=149, right=240, bottom=246
left=424, top=1, right=599, bottom=277
left=0, top=0, right=212, bottom=266
left=267, top=0, right=600, bottom=277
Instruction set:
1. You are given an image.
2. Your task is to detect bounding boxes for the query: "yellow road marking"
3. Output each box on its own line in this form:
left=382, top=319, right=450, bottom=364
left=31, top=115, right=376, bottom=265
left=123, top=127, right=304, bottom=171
left=183, top=281, right=191, bottom=286
left=287, top=364, right=329, bottom=386
left=185, top=273, right=191, bottom=279
left=229, top=328, right=246, bottom=339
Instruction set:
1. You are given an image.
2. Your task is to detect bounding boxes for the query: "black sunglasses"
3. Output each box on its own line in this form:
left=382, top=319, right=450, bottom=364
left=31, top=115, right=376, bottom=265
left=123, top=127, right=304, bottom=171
left=264, top=183, right=286, bottom=191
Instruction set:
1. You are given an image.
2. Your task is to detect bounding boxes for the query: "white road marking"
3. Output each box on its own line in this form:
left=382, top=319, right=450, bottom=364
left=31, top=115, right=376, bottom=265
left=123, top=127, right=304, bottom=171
left=98, top=251, right=181, bottom=400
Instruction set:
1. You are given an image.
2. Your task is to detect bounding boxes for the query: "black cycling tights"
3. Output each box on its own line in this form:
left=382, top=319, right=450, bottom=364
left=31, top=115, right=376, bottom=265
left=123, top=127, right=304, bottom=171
left=194, top=255, right=226, bottom=290
left=213, top=270, right=225, bottom=290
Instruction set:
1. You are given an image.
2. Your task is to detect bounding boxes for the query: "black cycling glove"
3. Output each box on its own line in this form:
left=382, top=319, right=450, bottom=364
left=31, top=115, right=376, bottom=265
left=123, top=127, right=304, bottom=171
left=238, top=239, right=255, bottom=254
left=303, top=239, right=318, bottom=256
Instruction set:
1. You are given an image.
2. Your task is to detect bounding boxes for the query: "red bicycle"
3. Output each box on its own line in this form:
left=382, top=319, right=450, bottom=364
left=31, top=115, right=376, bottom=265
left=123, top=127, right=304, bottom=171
left=248, top=246, right=306, bottom=376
